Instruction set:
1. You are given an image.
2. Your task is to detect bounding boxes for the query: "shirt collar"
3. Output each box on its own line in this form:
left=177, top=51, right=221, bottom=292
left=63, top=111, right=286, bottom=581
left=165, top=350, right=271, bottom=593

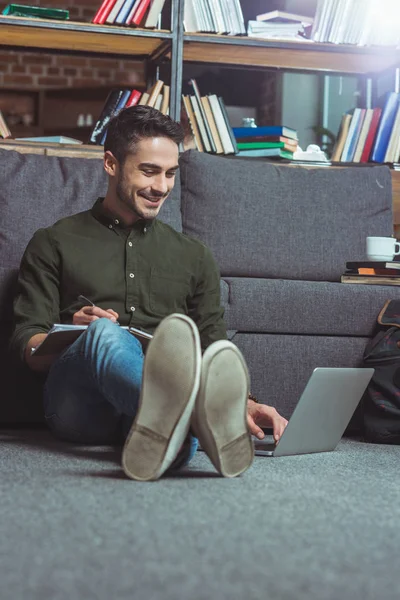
left=91, top=197, right=155, bottom=232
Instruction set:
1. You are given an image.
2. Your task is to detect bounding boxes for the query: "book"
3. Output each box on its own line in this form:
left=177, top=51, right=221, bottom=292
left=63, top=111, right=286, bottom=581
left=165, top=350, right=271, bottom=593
left=125, top=0, right=142, bottom=24
left=330, top=113, right=352, bottom=161
left=237, top=148, right=293, bottom=159
left=15, top=136, right=83, bottom=144
left=356, top=268, right=400, bottom=276
left=127, top=0, right=151, bottom=25
left=138, top=92, right=150, bottom=105
left=182, top=95, right=204, bottom=152
left=360, top=108, right=382, bottom=163
left=207, top=94, right=235, bottom=155
left=2, top=4, right=69, bottom=19
left=217, top=96, right=238, bottom=154
left=190, top=95, right=212, bottom=153
left=346, top=261, right=400, bottom=271
left=32, top=323, right=153, bottom=357
left=341, top=275, right=400, bottom=286
left=237, top=141, right=296, bottom=151
left=0, top=109, right=12, bottom=139
left=371, top=92, right=400, bottom=163
left=256, top=10, right=313, bottom=25
left=201, top=96, right=224, bottom=154
left=341, top=108, right=365, bottom=162
left=147, top=80, right=164, bottom=107
left=347, top=108, right=366, bottom=162
left=125, top=89, right=142, bottom=107
left=160, top=85, right=170, bottom=115
left=384, top=104, right=400, bottom=163
left=189, top=79, right=216, bottom=153
left=88, top=89, right=125, bottom=145
left=106, top=0, right=126, bottom=24
left=92, top=0, right=117, bottom=24
left=115, top=0, right=138, bottom=24
left=144, top=0, right=167, bottom=28
left=233, top=135, right=297, bottom=146
left=352, top=108, right=374, bottom=163
left=233, top=125, right=298, bottom=141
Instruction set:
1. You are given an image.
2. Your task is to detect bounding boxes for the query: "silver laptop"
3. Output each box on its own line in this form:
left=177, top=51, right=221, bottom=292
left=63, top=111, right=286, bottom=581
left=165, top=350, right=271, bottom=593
left=254, top=367, right=374, bottom=457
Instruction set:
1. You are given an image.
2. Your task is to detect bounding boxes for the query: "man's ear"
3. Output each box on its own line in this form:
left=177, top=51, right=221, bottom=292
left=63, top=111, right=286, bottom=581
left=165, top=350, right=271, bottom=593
left=104, top=151, right=118, bottom=177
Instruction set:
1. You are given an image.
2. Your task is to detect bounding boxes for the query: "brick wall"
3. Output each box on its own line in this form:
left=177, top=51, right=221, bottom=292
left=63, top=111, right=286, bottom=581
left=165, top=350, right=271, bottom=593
left=0, top=0, right=145, bottom=89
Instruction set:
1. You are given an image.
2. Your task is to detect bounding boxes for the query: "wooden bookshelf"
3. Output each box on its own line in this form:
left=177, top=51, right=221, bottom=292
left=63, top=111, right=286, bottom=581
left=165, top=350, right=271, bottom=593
left=183, top=34, right=400, bottom=75
left=0, top=15, right=172, bottom=58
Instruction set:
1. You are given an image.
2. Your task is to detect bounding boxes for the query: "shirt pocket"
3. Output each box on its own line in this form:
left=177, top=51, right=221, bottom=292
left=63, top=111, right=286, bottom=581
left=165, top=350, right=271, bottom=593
left=149, top=267, right=191, bottom=316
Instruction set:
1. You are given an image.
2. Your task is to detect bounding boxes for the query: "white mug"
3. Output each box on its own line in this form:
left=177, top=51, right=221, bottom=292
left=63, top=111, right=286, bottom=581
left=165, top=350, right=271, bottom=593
left=366, top=236, right=400, bottom=261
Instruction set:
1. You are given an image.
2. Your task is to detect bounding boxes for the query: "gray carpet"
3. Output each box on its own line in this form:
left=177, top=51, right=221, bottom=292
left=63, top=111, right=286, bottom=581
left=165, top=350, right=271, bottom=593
left=1, top=429, right=400, bottom=600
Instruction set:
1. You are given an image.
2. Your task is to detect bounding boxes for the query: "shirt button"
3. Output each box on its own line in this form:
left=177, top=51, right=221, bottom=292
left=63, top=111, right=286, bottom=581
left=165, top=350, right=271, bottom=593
left=114, top=219, right=119, bottom=225
left=129, top=273, right=135, bottom=278
left=108, top=224, right=113, bottom=229
left=128, top=242, right=133, bottom=247
left=130, top=306, right=135, bottom=312
left=143, top=227, right=147, bottom=233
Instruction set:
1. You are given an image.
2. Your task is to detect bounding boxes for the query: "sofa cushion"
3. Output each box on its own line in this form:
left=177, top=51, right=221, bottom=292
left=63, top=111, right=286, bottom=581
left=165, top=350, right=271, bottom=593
left=233, top=333, right=368, bottom=417
left=0, top=148, right=182, bottom=324
left=222, top=277, right=400, bottom=337
left=180, top=150, right=393, bottom=281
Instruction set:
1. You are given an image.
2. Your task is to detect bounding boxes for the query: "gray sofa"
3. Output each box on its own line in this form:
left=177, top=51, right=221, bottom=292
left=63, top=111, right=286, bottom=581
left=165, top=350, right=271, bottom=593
left=1, top=147, right=400, bottom=424
left=2, top=146, right=400, bottom=600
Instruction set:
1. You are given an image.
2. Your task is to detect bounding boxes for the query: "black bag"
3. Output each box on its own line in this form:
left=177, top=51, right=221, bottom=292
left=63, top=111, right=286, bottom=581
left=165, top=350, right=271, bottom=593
left=363, top=299, right=400, bottom=444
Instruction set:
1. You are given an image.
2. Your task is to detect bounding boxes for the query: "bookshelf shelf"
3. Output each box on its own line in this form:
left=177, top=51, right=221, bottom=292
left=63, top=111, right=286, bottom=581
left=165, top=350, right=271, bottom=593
left=0, top=15, right=172, bottom=58
left=183, top=34, right=400, bottom=75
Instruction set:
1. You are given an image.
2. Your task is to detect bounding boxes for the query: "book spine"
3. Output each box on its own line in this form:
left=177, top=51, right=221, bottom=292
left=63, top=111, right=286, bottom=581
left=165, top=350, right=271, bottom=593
left=360, top=108, right=382, bottom=163
left=125, top=89, right=142, bottom=107
left=189, top=79, right=216, bottom=153
left=217, top=96, right=238, bottom=154
left=130, top=0, right=151, bottom=25
left=371, top=93, right=400, bottom=163
left=125, top=0, right=142, bottom=24
left=182, top=95, right=204, bottom=152
left=88, top=89, right=124, bottom=144
left=92, top=0, right=117, bottom=24
left=106, top=0, right=126, bottom=24
left=160, top=85, right=170, bottom=115
left=115, top=0, right=138, bottom=24
left=190, top=95, right=212, bottom=152
left=144, top=0, right=167, bottom=28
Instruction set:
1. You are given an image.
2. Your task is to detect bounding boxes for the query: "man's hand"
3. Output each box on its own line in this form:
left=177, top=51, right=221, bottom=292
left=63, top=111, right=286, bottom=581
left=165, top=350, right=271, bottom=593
left=73, top=305, right=119, bottom=325
left=247, top=400, right=288, bottom=442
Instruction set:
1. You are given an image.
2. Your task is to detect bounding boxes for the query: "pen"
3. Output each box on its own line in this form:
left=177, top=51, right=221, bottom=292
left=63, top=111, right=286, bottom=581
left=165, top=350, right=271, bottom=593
left=77, top=295, right=120, bottom=325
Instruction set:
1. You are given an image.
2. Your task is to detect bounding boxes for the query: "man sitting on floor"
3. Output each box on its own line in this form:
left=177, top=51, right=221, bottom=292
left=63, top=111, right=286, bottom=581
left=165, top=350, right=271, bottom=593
left=11, top=105, right=287, bottom=481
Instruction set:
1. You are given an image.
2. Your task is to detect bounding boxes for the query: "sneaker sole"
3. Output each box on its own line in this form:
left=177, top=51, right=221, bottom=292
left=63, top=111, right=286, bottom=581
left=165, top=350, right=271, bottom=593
left=122, top=314, right=201, bottom=481
left=194, top=341, right=254, bottom=478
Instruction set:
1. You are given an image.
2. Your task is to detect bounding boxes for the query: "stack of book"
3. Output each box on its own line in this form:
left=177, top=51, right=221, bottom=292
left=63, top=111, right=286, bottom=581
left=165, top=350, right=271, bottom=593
left=311, top=0, right=400, bottom=47
left=247, top=10, right=313, bottom=41
left=331, top=92, right=400, bottom=164
left=183, top=0, right=245, bottom=35
left=342, top=261, right=400, bottom=286
left=92, top=0, right=167, bottom=28
left=0, top=109, right=12, bottom=139
left=182, top=80, right=237, bottom=155
left=89, top=80, right=169, bottom=145
left=232, top=125, right=298, bottom=160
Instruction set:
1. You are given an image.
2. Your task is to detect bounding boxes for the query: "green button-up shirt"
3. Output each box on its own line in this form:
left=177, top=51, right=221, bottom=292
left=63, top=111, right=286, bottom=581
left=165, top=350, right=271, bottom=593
left=11, top=198, right=227, bottom=362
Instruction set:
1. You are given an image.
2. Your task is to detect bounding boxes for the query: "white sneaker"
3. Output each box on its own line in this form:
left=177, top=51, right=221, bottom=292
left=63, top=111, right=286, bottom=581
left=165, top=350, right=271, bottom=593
left=122, top=313, right=201, bottom=481
left=192, top=340, right=254, bottom=477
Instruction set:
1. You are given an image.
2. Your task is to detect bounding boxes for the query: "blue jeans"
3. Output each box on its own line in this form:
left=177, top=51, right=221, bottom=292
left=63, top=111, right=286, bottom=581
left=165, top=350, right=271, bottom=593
left=43, top=318, right=198, bottom=469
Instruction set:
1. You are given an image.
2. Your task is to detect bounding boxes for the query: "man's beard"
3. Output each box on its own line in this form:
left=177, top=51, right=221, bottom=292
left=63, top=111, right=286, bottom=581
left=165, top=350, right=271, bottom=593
left=116, top=178, right=163, bottom=221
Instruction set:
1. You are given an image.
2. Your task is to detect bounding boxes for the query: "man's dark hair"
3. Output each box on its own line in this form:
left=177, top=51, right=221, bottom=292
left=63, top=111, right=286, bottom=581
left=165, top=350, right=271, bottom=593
left=104, top=105, right=184, bottom=164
